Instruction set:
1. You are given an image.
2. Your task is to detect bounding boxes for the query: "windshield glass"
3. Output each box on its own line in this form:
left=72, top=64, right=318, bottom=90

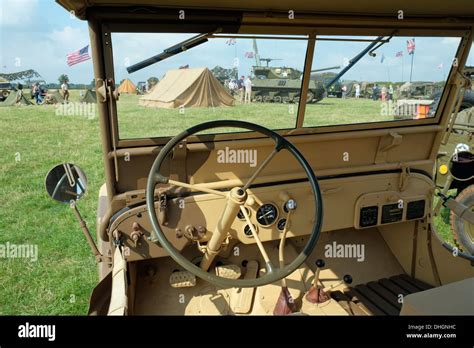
left=112, top=33, right=308, bottom=139
left=112, top=33, right=462, bottom=140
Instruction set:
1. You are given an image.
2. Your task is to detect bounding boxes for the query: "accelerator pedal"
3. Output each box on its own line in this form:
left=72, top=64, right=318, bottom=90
left=231, top=260, right=259, bottom=314
left=169, top=271, right=196, bottom=288
left=215, top=264, right=242, bottom=279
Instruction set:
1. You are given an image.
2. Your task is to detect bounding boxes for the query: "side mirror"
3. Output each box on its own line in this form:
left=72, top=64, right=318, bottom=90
left=45, top=163, right=88, bottom=203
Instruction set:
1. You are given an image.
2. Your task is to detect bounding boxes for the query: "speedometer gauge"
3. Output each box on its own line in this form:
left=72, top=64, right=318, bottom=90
left=256, top=203, right=278, bottom=226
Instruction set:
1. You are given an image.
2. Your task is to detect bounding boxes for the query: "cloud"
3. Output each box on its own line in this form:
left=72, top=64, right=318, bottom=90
left=441, top=37, right=461, bottom=45
left=0, top=0, right=38, bottom=27
left=48, top=26, right=87, bottom=49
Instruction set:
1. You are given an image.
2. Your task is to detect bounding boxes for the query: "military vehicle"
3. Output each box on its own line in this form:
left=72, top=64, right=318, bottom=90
left=398, top=81, right=444, bottom=99
left=249, top=38, right=381, bottom=103
left=136, top=81, right=147, bottom=95
left=52, top=0, right=474, bottom=320
left=251, top=63, right=338, bottom=103
left=0, top=77, right=13, bottom=102
left=434, top=106, right=473, bottom=253
left=0, top=69, right=43, bottom=101
left=211, top=65, right=238, bottom=85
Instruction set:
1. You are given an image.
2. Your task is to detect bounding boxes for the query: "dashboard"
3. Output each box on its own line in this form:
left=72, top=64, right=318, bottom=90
left=108, top=172, right=432, bottom=262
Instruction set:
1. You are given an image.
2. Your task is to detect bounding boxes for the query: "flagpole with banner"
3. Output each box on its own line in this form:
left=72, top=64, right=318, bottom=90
left=408, top=38, right=415, bottom=82
left=395, top=50, right=404, bottom=82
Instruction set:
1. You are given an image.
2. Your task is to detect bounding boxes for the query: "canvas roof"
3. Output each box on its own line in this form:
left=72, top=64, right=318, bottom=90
left=117, top=79, right=136, bottom=94
left=81, top=89, right=97, bottom=103
left=139, top=67, right=234, bottom=109
left=0, top=91, right=33, bottom=107
left=57, top=0, right=474, bottom=20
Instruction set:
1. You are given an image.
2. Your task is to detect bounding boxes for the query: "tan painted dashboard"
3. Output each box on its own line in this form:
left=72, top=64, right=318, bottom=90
left=109, top=172, right=433, bottom=262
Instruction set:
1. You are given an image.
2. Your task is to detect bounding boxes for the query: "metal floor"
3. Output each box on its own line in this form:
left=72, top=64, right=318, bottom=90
left=331, top=274, right=433, bottom=315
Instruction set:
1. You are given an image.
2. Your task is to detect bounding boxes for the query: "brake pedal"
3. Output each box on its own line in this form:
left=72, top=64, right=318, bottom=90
left=215, top=264, right=242, bottom=279
left=231, top=260, right=259, bottom=314
left=169, top=271, right=196, bottom=288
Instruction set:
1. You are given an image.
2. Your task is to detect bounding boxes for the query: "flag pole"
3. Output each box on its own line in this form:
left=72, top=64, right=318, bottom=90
left=409, top=38, right=415, bottom=83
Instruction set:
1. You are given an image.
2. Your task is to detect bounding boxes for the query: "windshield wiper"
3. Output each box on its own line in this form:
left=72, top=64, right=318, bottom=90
left=127, top=32, right=213, bottom=74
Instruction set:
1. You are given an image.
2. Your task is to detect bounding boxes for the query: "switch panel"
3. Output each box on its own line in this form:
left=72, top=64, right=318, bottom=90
left=359, top=206, right=379, bottom=228
left=381, top=203, right=403, bottom=224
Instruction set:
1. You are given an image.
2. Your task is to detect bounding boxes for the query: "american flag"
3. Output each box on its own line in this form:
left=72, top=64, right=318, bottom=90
left=395, top=51, right=403, bottom=58
left=226, top=38, right=236, bottom=45
left=244, top=51, right=254, bottom=58
left=407, top=39, right=415, bottom=55
left=67, top=45, right=91, bottom=66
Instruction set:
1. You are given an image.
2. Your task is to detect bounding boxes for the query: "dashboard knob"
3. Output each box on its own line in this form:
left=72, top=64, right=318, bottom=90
left=343, top=274, right=353, bottom=284
left=285, top=199, right=297, bottom=211
left=315, top=259, right=325, bottom=268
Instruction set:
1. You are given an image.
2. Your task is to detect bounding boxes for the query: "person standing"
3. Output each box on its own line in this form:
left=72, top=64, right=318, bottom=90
left=237, top=75, right=244, bottom=103
left=61, top=81, right=70, bottom=103
left=355, top=83, right=360, bottom=98
left=388, top=84, right=394, bottom=101
left=244, top=76, right=252, bottom=104
left=341, top=85, right=347, bottom=99
left=381, top=85, right=387, bottom=101
left=33, top=83, right=42, bottom=104
left=372, top=84, right=378, bottom=101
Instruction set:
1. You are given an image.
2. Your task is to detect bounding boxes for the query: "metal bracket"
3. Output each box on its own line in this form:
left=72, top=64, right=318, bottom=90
left=95, top=78, right=108, bottom=103
left=399, top=164, right=411, bottom=191
left=158, top=193, right=168, bottom=225
left=450, top=68, right=472, bottom=89
left=375, top=132, right=403, bottom=164
left=438, top=192, right=474, bottom=225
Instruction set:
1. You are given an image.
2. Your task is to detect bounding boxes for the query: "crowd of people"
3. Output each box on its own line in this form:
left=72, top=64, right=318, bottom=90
left=225, top=76, right=399, bottom=103
left=226, top=75, right=253, bottom=104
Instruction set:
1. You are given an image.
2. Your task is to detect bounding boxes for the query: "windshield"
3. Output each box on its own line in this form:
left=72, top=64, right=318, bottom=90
left=111, top=33, right=462, bottom=140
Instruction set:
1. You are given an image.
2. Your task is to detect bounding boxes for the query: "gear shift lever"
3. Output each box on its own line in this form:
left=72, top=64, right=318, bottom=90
left=305, top=259, right=330, bottom=304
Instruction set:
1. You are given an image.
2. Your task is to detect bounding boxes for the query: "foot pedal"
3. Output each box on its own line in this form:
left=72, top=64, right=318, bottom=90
left=215, top=264, right=242, bottom=279
left=231, top=260, right=259, bottom=314
left=169, top=271, right=196, bottom=288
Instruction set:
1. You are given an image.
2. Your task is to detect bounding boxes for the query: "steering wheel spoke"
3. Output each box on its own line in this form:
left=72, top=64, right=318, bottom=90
left=167, top=179, right=228, bottom=197
left=243, top=146, right=280, bottom=190
left=239, top=206, right=273, bottom=271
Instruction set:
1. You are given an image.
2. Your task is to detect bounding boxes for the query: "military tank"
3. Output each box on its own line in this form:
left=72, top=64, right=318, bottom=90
left=251, top=63, right=339, bottom=103
left=250, top=37, right=385, bottom=103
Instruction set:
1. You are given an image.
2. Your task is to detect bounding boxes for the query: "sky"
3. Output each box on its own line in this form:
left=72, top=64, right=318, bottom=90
left=1, top=0, right=473, bottom=84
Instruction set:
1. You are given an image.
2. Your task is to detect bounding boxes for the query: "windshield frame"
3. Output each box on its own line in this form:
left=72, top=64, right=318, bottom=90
left=99, top=17, right=472, bottom=149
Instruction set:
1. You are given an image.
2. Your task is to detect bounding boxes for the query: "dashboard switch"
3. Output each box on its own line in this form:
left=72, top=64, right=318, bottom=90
left=360, top=206, right=378, bottom=228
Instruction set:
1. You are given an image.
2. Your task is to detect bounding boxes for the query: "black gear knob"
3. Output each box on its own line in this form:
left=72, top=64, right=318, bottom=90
left=315, top=259, right=325, bottom=268
left=343, top=274, right=353, bottom=284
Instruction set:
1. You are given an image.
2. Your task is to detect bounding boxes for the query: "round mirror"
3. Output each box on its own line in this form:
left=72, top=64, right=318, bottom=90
left=45, top=163, right=88, bottom=203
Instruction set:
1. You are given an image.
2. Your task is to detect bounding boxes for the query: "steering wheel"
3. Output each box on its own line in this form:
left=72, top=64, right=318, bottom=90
left=146, top=120, right=323, bottom=288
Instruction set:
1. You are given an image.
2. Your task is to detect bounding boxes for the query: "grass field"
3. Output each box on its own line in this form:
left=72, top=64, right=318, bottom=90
left=117, top=93, right=390, bottom=139
left=0, top=90, right=454, bottom=315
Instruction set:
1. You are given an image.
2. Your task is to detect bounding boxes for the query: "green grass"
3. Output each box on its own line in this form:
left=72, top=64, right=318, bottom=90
left=117, top=94, right=387, bottom=139
left=0, top=91, right=455, bottom=314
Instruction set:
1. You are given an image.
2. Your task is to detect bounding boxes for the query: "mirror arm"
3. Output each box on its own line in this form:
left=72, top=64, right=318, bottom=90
left=70, top=201, right=107, bottom=263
